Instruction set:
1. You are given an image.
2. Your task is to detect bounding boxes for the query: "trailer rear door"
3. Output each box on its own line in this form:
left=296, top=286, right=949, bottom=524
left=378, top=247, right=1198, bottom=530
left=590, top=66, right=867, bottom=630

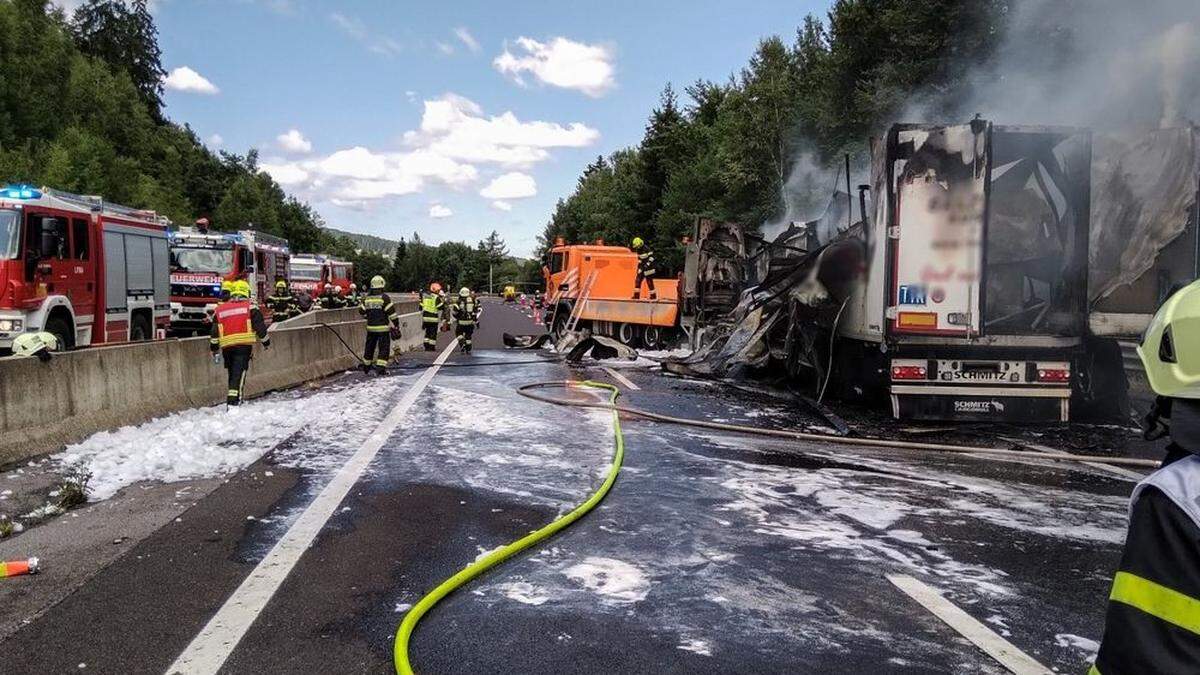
left=889, top=124, right=987, bottom=337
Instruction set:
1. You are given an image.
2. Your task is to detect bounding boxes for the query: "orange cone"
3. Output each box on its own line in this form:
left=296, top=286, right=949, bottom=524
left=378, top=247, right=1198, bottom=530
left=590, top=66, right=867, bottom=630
left=0, top=557, right=39, bottom=578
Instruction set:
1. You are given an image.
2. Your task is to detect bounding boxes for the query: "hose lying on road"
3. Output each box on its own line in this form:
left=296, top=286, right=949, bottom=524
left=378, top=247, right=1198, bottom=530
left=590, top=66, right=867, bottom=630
left=393, top=381, right=625, bottom=675
left=515, top=381, right=1161, bottom=470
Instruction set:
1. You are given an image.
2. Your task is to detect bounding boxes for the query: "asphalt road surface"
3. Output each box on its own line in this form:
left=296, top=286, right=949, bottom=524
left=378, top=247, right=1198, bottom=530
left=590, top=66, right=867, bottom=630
left=1, top=298, right=1136, bottom=673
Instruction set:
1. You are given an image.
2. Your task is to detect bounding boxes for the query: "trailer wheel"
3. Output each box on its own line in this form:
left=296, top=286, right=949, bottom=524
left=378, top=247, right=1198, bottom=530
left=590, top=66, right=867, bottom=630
left=642, top=326, right=663, bottom=350
left=616, top=322, right=640, bottom=347
left=44, top=314, right=74, bottom=351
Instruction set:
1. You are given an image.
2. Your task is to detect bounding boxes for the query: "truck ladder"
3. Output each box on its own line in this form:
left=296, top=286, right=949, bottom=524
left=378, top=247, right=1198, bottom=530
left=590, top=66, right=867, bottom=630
left=564, top=270, right=597, bottom=334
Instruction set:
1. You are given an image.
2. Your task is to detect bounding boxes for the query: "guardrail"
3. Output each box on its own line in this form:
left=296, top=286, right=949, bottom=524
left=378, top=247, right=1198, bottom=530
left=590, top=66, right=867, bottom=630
left=0, top=304, right=420, bottom=466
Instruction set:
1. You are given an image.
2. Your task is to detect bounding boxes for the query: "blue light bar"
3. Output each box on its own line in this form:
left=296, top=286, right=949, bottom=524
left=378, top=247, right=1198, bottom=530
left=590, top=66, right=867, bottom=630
left=1, top=184, right=41, bottom=200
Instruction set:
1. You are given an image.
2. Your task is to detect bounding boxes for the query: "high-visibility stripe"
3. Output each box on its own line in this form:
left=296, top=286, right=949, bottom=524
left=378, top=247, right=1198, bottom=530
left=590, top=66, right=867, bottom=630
left=1110, top=571, right=1200, bottom=635
left=1088, top=665, right=1101, bottom=675
left=366, top=326, right=390, bottom=333
left=218, top=333, right=257, bottom=347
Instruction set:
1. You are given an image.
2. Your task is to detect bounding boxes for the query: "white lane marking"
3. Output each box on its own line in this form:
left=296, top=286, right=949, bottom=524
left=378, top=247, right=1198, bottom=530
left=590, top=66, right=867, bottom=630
left=167, top=340, right=457, bottom=675
left=887, top=575, right=1052, bottom=675
left=603, top=366, right=640, bottom=391
left=999, top=436, right=1146, bottom=483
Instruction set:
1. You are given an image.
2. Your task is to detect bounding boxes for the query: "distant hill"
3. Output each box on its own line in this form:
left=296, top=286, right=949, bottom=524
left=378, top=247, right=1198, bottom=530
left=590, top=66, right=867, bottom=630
left=324, top=228, right=399, bottom=255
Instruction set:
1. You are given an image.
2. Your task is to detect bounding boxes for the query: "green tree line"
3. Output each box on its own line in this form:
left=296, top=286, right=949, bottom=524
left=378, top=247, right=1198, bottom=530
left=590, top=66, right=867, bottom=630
left=540, top=0, right=1009, bottom=273
left=386, top=230, right=541, bottom=294
left=0, top=0, right=347, bottom=255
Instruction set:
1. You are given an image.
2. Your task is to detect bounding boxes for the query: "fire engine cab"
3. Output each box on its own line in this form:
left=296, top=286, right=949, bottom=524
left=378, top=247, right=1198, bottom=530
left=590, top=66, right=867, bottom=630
left=289, top=254, right=354, bottom=303
left=167, top=227, right=290, bottom=334
left=0, top=184, right=171, bottom=351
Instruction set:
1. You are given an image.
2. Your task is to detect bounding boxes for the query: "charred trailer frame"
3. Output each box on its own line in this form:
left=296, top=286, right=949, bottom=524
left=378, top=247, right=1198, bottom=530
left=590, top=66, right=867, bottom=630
left=836, top=120, right=1093, bottom=422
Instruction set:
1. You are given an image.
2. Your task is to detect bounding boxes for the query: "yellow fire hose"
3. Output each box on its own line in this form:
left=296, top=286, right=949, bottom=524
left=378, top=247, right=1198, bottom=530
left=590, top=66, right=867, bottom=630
left=393, top=380, right=625, bottom=674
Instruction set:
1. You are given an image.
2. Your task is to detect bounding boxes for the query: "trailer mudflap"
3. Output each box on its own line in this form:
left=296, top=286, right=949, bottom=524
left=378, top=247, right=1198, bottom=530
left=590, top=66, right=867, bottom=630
left=891, top=385, right=1070, bottom=422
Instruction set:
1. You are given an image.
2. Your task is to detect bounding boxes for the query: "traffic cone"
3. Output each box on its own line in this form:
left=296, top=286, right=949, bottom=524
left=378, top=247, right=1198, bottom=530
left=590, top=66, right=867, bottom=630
left=1, top=557, right=39, bottom=578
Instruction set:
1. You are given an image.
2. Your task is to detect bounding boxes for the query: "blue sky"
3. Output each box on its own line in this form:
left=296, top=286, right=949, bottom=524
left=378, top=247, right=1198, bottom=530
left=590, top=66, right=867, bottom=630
left=145, top=0, right=829, bottom=257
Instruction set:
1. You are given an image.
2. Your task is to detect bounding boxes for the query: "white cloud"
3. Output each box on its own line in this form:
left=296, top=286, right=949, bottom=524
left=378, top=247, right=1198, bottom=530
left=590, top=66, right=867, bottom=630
left=494, top=37, right=615, bottom=97
left=429, top=204, right=453, bottom=219
left=260, top=93, right=593, bottom=210
left=207, top=133, right=224, bottom=147
left=276, top=129, right=312, bottom=154
left=330, top=12, right=402, bottom=57
left=454, top=27, right=481, bottom=53
left=164, top=66, right=219, bottom=95
left=261, top=161, right=309, bottom=186
left=480, top=172, right=536, bottom=200
left=435, top=41, right=455, bottom=56
left=404, top=93, right=598, bottom=167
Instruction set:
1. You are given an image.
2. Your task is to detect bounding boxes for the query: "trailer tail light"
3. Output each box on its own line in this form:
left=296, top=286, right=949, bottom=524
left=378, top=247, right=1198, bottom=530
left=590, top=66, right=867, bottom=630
left=897, top=312, right=937, bottom=329
left=1037, top=368, right=1070, bottom=383
left=891, top=365, right=927, bottom=380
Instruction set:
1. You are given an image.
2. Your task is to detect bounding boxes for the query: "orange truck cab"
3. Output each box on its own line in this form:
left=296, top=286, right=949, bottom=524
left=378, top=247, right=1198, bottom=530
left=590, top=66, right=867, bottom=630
left=543, top=242, right=678, bottom=349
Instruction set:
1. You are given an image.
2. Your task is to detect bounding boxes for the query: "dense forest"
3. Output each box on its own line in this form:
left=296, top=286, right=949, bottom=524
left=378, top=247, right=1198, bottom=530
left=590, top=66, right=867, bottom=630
left=540, top=0, right=1010, bottom=272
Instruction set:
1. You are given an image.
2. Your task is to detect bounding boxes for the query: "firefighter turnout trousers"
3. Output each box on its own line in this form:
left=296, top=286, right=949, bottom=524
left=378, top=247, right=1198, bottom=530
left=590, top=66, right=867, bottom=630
left=1093, top=454, right=1200, bottom=673
left=223, top=345, right=253, bottom=406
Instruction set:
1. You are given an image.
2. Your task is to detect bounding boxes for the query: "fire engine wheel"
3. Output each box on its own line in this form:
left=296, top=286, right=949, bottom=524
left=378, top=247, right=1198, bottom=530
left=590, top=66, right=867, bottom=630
left=642, top=326, right=663, bottom=350
left=616, top=322, right=640, bottom=347
left=44, top=315, right=73, bottom=351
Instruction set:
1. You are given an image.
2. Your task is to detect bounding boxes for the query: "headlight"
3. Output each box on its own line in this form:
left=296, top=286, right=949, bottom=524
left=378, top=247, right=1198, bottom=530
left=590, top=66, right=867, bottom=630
left=0, top=319, right=23, bottom=332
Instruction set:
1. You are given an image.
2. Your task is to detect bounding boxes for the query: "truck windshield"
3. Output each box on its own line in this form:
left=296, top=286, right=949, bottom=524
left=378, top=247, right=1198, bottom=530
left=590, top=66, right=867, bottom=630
left=170, top=246, right=234, bottom=274
left=291, top=264, right=321, bottom=281
left=0, top=210, right=18, bottom=260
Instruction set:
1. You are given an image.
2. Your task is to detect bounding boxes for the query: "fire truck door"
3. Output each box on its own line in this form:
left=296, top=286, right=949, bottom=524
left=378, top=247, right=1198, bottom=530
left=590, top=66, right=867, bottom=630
left=24, top=212, right=75, bottom=303
left=65, top=217, right=95, bottom=322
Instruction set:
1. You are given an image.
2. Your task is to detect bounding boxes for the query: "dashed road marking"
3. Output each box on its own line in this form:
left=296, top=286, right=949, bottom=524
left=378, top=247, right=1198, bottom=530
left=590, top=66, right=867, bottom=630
left=166, top=340, right=457, bottom=675
left=887, top=575, right=1052, bottom=674
left=603, top=366, right=640, bottom=391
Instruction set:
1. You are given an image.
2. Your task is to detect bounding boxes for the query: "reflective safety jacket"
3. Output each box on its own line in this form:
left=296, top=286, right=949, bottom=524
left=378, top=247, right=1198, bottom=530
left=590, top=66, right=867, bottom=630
left=420, top=291, right=444, bottom=324
left=1093, top=454, right=1200, bottom=673
left=209, top=299, right=269, bottom=352
left=358, top=291, right=399, bottom=333
left=267, top=293, right=300, bottom=320
left=319, top=293, right=346, bottom=309
left=453, top=297, right=480, bottom=326
left=637, top=248, right=657, bottom=277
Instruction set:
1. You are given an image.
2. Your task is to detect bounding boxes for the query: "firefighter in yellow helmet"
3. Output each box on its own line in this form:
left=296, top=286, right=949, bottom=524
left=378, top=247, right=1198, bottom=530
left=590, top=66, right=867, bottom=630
left=631, top=236, right=657, bottom=300
left=1093, top=279, right=1200, bottom=672
left=357, top=275, right=400, bottom=374
left=419, top=282, right=445, bottom=351
left=266, top=279, right=300, bottom=322
left=209, top=280, right=269, bottom=406
left=452, top=286, right=481, bottom=353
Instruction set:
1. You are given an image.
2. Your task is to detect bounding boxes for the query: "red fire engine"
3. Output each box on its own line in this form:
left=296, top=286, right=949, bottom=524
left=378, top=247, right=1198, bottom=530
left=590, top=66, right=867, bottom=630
left=0, top=184, right=171, bottom=351
left=289, top=254, right=354, bottom=302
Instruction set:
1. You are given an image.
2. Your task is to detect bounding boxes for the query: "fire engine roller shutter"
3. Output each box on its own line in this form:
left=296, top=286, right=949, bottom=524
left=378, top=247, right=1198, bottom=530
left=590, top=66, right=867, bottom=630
left=103, top=231, right=127, bottom=312
left=151, top=238, right=169, bottom=304
left=124, top=235, right=153, bottom=296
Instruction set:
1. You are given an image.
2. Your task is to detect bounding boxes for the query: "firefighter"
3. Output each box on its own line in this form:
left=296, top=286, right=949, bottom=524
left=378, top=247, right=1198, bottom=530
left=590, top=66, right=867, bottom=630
left=1092, top=279, right=1200, bottom=673
left=219, top=279, right=233, bottom=302
left=453, top=286, right=481, bottom=353
left=358, top=275, right=400, bottom=374
left=318, top=284, right=341, bottom=309
left=346, top=283, right=360, bottom=306
left=267, top=280, right=300, bottom=322
left=631, top=236, right=658, bottom=300
left=209, top=280, right=269, bottom=407
left=420, top=282, right=444, bottom=352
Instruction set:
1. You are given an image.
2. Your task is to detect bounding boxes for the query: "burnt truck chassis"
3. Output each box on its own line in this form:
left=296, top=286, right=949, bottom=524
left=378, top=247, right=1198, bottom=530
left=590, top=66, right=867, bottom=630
left=675, top=120, right=1127, bottom=423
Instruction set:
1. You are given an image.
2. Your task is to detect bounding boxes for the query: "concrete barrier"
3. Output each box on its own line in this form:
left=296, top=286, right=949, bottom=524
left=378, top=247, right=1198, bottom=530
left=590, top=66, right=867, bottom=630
left=0, top=302, right=424, bottom=466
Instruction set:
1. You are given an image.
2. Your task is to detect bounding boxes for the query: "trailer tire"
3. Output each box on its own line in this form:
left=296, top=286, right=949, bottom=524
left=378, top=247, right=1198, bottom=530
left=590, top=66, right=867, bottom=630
left=616, top=322, right=640, bottom=347
left=642, top=326, right=663, bottom=350
left=130, top=313, right=152, bottom=341
left=44, top=314, right=74, bottom=351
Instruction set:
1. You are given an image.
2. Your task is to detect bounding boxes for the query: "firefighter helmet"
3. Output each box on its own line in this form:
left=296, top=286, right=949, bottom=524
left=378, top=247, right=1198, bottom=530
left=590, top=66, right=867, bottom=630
left=349, top=283, right=357, bottom=291
left=631, top=237, right=644, bottom=249
left=275, top=280, right=287, bottom=291
left=430, top=282, right=442, bottom=293
left=370, top=275, right=386, bottom=290
left=1140, top=279, right=1200, bottom=399
left=459, top=287, right=471, bottom=298
left=12, top=331, right=58, bottom=362
left=231, top=280, right=251, bottom=298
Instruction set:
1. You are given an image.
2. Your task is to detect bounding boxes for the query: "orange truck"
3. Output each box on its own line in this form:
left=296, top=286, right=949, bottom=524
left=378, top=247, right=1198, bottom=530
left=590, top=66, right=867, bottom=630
left=543, top=241, right=678, bottom=349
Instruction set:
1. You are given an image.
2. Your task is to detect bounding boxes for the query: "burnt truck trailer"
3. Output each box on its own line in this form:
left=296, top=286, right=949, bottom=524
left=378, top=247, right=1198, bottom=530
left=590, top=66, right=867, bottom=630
left=837, top=121, right=1093, bottom=421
